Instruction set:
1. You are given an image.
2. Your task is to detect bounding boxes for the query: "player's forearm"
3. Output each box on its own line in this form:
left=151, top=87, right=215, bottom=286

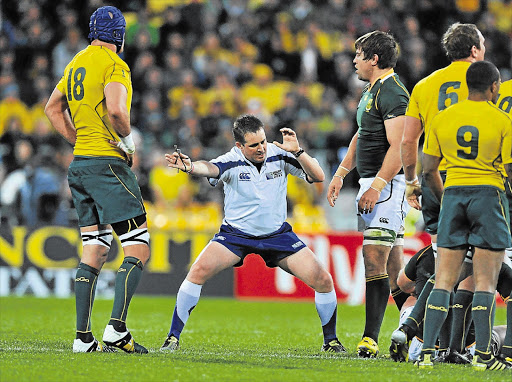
left=401, top=140, right=419, bottom=181
left=105, top=82, right=131, bottom=138
left=401, top=116, right=423, bottom=181
left=376, top=146, right=403, bottom=182
left=47, top=111, right=76, bottom=145
left=45, top=92, right=76, bottom=145
left=108, top=107, right=131, bottom=138
left=297, top=152, right=325, bottom=182
left=423, top=170, right=443, bottom=201
left=504, top=163, right=512, bottom=185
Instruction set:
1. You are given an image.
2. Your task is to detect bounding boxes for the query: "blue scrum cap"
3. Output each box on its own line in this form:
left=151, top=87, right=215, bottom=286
left=88, top=6, right=126, bottom=53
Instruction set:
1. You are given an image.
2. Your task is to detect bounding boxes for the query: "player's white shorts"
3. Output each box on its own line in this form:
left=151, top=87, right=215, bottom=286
left=356, top=174, right=410, bottom=234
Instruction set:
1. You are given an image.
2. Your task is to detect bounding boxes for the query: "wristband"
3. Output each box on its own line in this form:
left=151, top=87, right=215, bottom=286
left=370, top=176, right=387, bottom=193
left=335, top=165, right=350, bottom=179
left=293, top=148, right=305, bottom=158
left=405, top=177, right=419, bottom=185
left=186, top=162, right=194, bottom=174
left=119, top=133, right=135, bottom=154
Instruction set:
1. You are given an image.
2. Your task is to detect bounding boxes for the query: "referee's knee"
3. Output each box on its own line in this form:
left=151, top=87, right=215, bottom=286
left=312, top=269, right=334, bottom=293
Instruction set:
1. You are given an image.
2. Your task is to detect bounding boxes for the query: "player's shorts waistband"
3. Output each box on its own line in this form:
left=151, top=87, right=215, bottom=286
left=221, top=222, right=292, bottom=239
left=71, top=156, right=127, bottom=166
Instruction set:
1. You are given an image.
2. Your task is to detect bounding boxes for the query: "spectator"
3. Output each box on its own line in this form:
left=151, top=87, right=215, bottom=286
left=0, top=84, right=31, bottom=136
left=167, top=70, right=202, bottom=119
left=52, top=27, right=88, bottom=81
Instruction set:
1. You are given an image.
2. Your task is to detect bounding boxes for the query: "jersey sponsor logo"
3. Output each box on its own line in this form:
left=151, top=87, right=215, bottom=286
left=117, top=268, right=127, bottom=273
left=266, top=170, right=283, bottom=180
left=472, top=305, right=487, bottom=311
left=452, top=303, right=463, bottom=309
left=216, top=235, right=226, bottom=241
left=379, top=217, right=389, bottom=224
left=239, top=172, right=251, bottom=181
left=75, top=276, right=90, bottom=282
left=292, top=241, right=304, bottom=249
left=386, top=114, right=396, bottom=119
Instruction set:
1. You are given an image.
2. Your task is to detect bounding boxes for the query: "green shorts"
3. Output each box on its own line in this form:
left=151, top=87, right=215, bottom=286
left=505, top=179, right=512, bottom=230
left=421, top=171, right=446, bottom=235
left=68, top=156, right=146, bottom=227
left=437, top=186, right=511, bottom=250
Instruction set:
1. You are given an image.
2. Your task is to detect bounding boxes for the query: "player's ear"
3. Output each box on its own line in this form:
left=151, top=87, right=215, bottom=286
left=371, top=54, right=379, bottom=66
left=490, top=80, right=500, bottom=103
left=235, top=141, right=242, bottom=149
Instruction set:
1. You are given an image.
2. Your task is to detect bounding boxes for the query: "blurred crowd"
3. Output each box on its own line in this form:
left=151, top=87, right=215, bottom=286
left=1, top=0, right=511, bottom=231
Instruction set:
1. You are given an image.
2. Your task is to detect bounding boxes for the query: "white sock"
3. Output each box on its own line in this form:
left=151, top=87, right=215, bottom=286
left=176, top=279, right=202, bottom=324
left=315, top=290, right=337, bottom=326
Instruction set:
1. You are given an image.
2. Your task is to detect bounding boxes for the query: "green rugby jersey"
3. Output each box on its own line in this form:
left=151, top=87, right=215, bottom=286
left=356, top=69, right=409, bottom=178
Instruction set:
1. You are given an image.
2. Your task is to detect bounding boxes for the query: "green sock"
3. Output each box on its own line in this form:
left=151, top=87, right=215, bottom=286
left=422, top=289, right=450, bottom=356
left=403, top=275, right=435, bottom=335
left=75, top=263, right=99, bottom=342
left=472, top=291, right=496, bottom=360
left=449, top=289, right=473, bottom=353
left=502, top=295, right=512, bottom=357
left=438, top=292, right=454, bottom=352
left=109, top=257, right=143, bottom=332
left=363, top=274, right=390, bottom=343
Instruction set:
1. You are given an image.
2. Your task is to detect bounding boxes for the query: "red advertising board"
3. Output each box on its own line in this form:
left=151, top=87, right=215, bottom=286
left=235, top=231, right=432, bottom=304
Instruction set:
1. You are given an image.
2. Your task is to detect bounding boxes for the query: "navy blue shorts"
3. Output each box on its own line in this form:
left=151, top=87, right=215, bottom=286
left=211, top=222, right=307, bottom=267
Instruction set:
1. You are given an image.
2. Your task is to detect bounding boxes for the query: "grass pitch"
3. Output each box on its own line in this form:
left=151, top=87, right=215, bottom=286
left=0, top=296, right=509, bottom=381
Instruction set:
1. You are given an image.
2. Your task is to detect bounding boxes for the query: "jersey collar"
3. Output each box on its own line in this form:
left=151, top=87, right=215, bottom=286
left=370, top=69, right=395, bottom=90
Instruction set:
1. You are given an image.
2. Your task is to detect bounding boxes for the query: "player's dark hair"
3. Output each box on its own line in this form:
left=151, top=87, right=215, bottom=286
left=354, top=31, right=398, bottom=69
left=466, top=61, right=500, bottom=93
left=442, top=23, right=481, bottom=61
left=233, top=114, right=264, bottom=144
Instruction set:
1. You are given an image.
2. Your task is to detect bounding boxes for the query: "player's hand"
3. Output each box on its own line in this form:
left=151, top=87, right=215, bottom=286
left=273, top=127, right=300, bottom=153
left=327, top=176, right=344, bottom=207
left=165, top=151, right=192, bottom=172
left=358, top=188, right=380, bottom=214
left=109, top=139, right=134, bottom=167
left=405, top=181, right=422, bottom=210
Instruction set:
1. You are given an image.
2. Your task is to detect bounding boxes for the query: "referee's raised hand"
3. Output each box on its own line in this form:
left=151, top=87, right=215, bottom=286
left=273, top=127, right=300, bottom=153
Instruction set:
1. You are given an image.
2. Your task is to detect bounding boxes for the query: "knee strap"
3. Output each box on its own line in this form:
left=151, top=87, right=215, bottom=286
left=118, top=228, right=150, bottom=247
left=394, top=232, right=405, bottom=247
left=81, top=229, right=113, bottom=248
left=363, top=227, right=396, bottom=247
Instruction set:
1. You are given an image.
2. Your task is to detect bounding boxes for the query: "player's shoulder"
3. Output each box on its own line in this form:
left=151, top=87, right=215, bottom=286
left=500, top=79, right=512, bottom=95
left=416, top=62, right=468, bottom=87
left=488, top=101, right=512, bottom=121
left=380, top=73, right=409, bottom=97
left=89, top=46, right=130, bottom=71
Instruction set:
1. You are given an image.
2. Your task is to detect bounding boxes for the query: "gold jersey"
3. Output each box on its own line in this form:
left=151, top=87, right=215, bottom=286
left=56, top=45, right=132, bottom=159
left=406, top=61, right=471, bottom=171
left=497, top=79, right=512, bottom=116
left=424, top=100, right=512, bottom=190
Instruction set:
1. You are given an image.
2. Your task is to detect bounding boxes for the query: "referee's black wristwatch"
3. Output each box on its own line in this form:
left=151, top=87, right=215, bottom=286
left=293, top=148, right=305, bottom=158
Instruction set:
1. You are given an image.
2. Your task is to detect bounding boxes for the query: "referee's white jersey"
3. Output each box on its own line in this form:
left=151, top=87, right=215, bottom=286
left=208, top=143, right=310, bottom=236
